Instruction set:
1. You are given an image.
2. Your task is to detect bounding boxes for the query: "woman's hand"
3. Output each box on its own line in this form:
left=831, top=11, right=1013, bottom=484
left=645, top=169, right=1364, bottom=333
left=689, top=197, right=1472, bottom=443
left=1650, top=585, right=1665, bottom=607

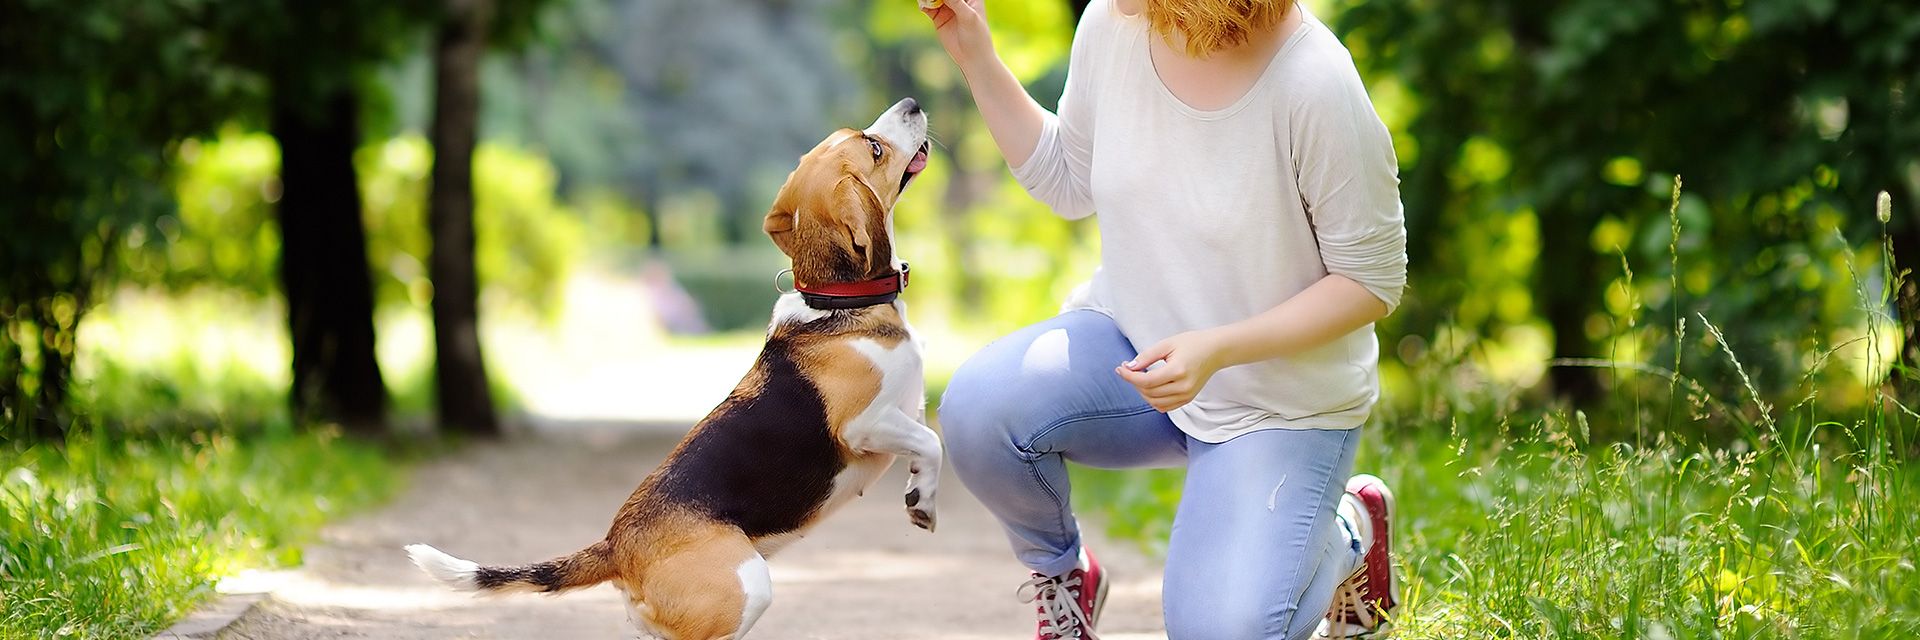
left=1116, top=330, right=1228, bottom=413
left=921, top=0, right=995, bottom=69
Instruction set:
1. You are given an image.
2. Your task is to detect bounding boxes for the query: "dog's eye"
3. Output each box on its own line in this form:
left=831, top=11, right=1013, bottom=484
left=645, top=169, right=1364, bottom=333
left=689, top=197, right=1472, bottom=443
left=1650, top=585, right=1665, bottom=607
left=867, top=138, right=884, bottom=160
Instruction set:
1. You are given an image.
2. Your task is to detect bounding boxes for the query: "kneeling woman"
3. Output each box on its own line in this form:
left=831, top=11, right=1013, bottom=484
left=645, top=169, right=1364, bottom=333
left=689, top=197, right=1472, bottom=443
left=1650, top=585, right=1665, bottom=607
left=922, top=0, right=1409, bottom=637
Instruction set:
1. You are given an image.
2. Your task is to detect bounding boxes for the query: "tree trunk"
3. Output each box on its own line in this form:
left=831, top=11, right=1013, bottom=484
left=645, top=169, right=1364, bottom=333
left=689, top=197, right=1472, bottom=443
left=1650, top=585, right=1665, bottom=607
left=428, top=0, right=501, bottom=436
left=271, top=86, right=389, bottom=436
left=0, top=307, right=20, bottom=436
left=1891, top=211, right=1919, bottom=386
left=1538, top=206, right=1604, bottom=405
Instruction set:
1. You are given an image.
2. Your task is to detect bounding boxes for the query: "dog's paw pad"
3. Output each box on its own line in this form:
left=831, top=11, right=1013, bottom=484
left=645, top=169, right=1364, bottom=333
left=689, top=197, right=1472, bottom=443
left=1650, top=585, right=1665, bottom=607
left=905, top=488, right=921, bottom=507
left=908, top=507, right=936, bottom=532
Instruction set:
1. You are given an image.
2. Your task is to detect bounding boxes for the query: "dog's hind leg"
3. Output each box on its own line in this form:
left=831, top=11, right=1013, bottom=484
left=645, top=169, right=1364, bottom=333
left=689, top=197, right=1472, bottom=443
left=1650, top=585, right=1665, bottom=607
left=631, top=534, right=771, bottom=640
left=733, top=552, right=772, bottom=637
left=616, top=583, right=668, bottom=640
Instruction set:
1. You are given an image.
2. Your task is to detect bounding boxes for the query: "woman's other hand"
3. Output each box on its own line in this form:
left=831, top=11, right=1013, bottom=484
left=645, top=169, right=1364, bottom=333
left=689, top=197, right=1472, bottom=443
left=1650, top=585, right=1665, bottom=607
left=922, top=0, right=994, bottom=69
left=1116, top=330, right=1227, bottom=413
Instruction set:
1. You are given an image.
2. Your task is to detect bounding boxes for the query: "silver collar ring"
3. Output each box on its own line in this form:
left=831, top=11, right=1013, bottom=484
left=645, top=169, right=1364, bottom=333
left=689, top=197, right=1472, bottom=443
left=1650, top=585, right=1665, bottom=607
left=772, top=268, right=797, bottom=294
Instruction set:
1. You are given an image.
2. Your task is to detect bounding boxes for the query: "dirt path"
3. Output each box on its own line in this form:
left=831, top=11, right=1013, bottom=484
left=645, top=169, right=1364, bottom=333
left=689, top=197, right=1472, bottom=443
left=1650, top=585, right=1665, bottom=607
left=224, top=420, right=1168, bottom=639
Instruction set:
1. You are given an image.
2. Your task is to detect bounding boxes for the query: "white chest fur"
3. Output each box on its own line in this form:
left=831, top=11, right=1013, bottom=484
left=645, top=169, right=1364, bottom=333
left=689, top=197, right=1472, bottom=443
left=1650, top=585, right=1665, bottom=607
left=768, top=293, right=926, bottom=418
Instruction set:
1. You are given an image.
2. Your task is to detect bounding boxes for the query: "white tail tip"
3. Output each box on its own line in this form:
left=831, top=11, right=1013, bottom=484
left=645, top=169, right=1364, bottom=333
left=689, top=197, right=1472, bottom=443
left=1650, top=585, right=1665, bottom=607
left=405, top=543, right=480, bottom=591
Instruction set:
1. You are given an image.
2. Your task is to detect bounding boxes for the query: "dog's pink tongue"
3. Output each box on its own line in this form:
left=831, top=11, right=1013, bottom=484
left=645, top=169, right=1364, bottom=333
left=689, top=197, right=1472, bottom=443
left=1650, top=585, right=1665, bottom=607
left=907, top=149, right=928, bottom=173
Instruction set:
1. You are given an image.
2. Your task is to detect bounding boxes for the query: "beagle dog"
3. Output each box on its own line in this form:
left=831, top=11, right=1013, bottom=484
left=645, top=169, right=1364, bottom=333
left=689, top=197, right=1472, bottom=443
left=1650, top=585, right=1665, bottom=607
left=405, top=98, right=938, bottom=640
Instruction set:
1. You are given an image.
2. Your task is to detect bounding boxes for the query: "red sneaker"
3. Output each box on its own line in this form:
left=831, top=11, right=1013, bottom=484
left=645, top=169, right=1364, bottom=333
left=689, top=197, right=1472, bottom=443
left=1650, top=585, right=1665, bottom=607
left=1016, top=547, right=1108, bottom=639
left=1318, top=474, right=1398, bottom=638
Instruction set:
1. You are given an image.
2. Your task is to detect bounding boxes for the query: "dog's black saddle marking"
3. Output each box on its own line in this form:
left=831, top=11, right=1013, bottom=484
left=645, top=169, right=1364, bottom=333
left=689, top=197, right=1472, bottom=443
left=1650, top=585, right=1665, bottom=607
left=650, top=339, right=844, bottom=538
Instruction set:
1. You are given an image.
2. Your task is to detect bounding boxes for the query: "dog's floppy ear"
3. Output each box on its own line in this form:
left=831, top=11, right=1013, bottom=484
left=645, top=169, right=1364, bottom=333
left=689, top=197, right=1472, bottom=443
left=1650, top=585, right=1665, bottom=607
left=764, top=163, right=881, bottom=278
left=763, top=205, right=795, bottom=236
left=827, top=175, right=881, bottom=275
left=763, top=201, right=800, bottom=265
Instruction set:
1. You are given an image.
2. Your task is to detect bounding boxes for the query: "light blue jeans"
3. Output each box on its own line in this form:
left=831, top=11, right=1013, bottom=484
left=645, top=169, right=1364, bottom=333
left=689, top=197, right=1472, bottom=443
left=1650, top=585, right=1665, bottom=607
left=940, top=310, right=1364, bottom=640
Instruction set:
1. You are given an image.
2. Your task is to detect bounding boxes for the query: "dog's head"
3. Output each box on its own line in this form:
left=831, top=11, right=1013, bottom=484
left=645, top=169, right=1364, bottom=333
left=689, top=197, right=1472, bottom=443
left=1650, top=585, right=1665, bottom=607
left=765, top=98, right=929, bottom=286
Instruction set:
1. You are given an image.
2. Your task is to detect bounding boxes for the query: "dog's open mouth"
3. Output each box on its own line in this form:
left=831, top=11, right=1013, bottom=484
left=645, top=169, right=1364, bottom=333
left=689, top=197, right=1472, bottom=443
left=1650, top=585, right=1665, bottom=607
left=899, top=142, right=930, bottom=195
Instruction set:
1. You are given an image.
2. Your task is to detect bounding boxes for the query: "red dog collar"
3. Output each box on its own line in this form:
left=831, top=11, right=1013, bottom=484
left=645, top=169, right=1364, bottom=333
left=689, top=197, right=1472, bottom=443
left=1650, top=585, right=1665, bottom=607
left=793, top=263, right=909, bottom=310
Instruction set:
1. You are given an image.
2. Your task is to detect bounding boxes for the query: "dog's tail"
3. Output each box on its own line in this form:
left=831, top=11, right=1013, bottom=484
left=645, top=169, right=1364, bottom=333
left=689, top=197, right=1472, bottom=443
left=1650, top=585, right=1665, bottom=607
left=405, top=540, right=616, bottom=595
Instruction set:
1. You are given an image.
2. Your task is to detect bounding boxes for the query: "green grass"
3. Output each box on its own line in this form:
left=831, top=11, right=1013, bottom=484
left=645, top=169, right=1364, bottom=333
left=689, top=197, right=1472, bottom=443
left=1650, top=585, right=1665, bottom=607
left=1074, top=399, right=1920, bottom=638
left=1071, top=336, right=1920, bottom=638
left=0, top=429, right=400, bottom=639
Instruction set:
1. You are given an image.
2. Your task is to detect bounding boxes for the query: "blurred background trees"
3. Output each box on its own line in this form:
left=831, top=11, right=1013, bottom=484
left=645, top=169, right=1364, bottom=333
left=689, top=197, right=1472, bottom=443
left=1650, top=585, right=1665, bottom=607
left=1339, top=0, right=1920, bottom=405
left=2, top=0, right=1913, bottom=443
left=1, top=0, right=243, bottom=439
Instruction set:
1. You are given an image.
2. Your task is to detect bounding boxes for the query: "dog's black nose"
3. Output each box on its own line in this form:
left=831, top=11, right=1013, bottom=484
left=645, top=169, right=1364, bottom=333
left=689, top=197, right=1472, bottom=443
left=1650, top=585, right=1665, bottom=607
left=901, top=97, right=922, bottom=115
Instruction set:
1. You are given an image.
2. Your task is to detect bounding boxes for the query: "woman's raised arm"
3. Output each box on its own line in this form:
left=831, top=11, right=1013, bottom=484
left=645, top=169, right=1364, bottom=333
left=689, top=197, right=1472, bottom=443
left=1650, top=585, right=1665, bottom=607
left=923, top=0, right=1099, bottom=219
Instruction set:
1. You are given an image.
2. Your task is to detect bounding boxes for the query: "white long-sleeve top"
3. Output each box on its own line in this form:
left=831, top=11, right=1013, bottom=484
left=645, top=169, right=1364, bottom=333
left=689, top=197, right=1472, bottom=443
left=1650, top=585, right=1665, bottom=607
left=1012, top=0, right=1407, bottom=440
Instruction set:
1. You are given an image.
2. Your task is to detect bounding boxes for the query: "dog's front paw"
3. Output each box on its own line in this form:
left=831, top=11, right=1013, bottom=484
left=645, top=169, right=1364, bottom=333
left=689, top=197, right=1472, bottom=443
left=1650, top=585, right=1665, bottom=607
left=907, top=502, right=937, bottom=532
left=904, top=484, right=937, bottom=532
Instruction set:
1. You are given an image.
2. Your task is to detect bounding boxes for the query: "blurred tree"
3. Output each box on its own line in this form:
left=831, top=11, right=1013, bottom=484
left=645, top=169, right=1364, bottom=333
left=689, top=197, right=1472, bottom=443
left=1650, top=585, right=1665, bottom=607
left=428, top=0, right=503, bottom=435
left=425, top=0, right=556, bottom=435
left=0, top=0, right=244, bottom=439
left=1338, top=0, right=1920, bottom=400
left=270, top=89, right=393, bottom=435
left=208, top=0, right=437, bottom=434
left=453, top=0, right=857, bottom=247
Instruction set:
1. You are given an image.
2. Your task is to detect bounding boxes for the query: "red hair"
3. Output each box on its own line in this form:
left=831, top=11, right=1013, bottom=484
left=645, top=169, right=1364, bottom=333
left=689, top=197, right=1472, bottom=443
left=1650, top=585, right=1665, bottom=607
left=1144, top=0, right=1293, bottom=57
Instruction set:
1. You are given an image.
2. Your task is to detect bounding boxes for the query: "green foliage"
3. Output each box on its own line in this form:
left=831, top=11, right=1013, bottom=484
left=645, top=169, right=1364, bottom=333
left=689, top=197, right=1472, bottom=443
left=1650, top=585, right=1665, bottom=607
left=1333, top=0, right=1920, bottom=399
left=659, top=248, right=790, bottom=332
left=1073, top=403, right=1920, bottom=637
left=851, top=0, right=1098, bottom=333
left=135, top=131, right=585, bottom=318
left=892, top=166, right=1102, bottom=335
left=357, top=135, right=585, bottom=318
left=0, top=430, right=398, bottom=638
left=120, top=132, right=285, bottom=295
left=0, top=0, right=454, bottom=437
left=200, top=0, right=435, bottom=110
left=70, top=289, right=293, bottom=435
left=0, top=0, right=249, bottom=436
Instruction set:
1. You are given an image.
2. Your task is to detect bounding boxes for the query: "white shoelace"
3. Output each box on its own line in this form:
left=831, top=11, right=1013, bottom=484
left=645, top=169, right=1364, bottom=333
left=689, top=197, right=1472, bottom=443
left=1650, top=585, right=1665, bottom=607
left=1320, top=565, right=1379, bottom=637
left=1017, top=574, right=1091, bottom=639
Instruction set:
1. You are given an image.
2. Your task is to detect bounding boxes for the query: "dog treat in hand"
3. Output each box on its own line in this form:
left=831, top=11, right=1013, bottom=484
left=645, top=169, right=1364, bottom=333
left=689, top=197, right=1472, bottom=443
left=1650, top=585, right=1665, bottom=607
left=919, top=0, right=944, bottom=9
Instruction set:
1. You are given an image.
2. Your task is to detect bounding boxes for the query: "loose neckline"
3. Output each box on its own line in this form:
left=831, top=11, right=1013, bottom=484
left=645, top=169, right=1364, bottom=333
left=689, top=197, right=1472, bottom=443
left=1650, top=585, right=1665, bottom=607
left=1132, top=2, right=1315, bottom=121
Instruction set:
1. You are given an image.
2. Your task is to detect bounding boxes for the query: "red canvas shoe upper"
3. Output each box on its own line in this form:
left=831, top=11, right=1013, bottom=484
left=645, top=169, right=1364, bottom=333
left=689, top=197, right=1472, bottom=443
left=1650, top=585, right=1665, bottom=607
left=1323, top=474, right=1398, bottom=636
left=1017, top=548, right=1108, bottom=640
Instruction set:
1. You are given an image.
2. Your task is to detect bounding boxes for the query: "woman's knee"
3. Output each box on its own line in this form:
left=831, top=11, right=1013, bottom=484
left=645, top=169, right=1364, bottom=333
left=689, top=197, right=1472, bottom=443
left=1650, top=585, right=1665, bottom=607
left=938, top=350, right=1030, bottom=469
left=939, top=310, right=1135, bottom=474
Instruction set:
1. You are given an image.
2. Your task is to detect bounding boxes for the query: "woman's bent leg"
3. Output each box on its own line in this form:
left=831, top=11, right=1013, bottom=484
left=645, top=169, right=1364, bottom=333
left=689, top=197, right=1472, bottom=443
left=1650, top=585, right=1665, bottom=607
left=939, top=310, right=1188, bottom=577
left=1162, top=428, right=1364, bottom=640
